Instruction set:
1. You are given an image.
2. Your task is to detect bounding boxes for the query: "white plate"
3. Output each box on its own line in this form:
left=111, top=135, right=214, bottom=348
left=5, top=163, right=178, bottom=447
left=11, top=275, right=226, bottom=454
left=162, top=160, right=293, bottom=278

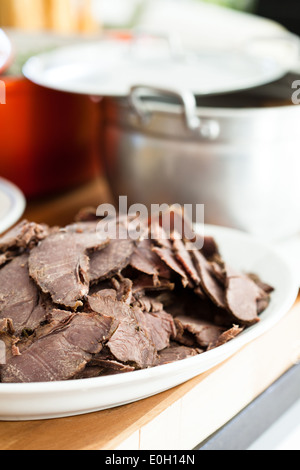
left=0, top=178, right=26, bottom=235
left=0, top=225, right=298, bottom=421
left=22, top=37, right=289, bottom=98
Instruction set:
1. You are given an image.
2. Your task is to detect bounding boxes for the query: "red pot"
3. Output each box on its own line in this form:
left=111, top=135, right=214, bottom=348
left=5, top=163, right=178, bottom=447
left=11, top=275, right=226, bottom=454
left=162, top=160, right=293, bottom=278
left=0, top=30, right=102, bottom=199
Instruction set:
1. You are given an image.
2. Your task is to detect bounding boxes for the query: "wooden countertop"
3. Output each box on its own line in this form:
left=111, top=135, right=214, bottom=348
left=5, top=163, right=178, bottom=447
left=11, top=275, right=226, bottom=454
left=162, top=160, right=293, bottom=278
left=0, top=178, right=299, bottom=450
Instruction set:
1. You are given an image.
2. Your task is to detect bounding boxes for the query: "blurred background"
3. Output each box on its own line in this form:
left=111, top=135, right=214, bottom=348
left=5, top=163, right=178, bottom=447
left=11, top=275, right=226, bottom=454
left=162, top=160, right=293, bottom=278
left=0, top=0, right=298, bottom=35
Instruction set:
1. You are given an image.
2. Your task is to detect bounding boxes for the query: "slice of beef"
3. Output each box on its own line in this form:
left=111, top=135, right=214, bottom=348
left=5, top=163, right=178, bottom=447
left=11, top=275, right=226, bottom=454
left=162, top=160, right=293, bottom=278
left=84, top=350, right=136, bottom=377
left=208, top=325, right=244, bottom=350
left=87, top=291, right=133, bottom=322
left=0, top=318, right=19, bottom=364
left=89, top=237, right=135, bottom=283
left=0, top=318, right=14, bottom=336
left=201, top=236, right=221, bottom=260
left=107, top=319, right=158, bottom=369
left=226, top=275, right=263, bottom=326
left=65, top=221, right=99, bottom=234
left=247, top=273, right=275, bottom=295
left=132, top=274, right=175, bottom=299
left=88, top=292, right=158, bottom=369
left=257, top=296, right=271, bottom=315
left=1, top=312, right=114, bottom=383
left=133, top=309, right=177, bottom=352
left=75, top=361, right=135, bottom=379
left=172, top=237, right=201, bottom=288
left=210, top=261, right=227, bottom=285
left=110, top=276, right=133, bottom=305
left=0, top=221, right=51, bottom=268
left=29, top=230, right=109, bottom=309
left=0, top=251, right=15, bottom=268
left=191, top=250, right=227, bottom=309
left=0, top=220, right=50, bottom=254
left=0, top=254, right=47, bottom=336
left=150, top=222, right=174, bottom=250
left=174, top=316, right=226, bottom=349
left=132, top=295, right=164, bottom=313
left=130, top=239, right=171, bottom=281
left=152, top=246, right=189, bottom=287
left=156, top=343, right=200, bottom=366
left=194, top=286, right=206, bottom=300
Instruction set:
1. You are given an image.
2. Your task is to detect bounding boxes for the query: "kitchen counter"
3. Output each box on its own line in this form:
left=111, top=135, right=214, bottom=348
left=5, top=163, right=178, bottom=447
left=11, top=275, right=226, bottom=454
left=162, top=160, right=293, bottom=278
left=0, top=177, right=299, bottom=450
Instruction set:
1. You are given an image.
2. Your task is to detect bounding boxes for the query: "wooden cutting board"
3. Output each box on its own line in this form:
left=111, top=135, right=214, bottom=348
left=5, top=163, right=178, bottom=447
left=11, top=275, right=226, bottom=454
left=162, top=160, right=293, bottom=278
left=0, top=177, right=299, bottom=450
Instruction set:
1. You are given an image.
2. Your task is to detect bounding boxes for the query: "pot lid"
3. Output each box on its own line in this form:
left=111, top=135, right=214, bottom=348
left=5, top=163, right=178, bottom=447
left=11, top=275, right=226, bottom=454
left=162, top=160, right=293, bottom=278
left=0, top=29, right=13, bottom=75
left=22, top=33, right=296, bottom=97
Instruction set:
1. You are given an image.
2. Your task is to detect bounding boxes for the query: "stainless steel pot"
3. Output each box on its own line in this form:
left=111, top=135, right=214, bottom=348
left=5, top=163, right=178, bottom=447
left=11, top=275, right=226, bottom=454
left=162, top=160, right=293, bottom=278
left=100, top=82, right=300, bottom=240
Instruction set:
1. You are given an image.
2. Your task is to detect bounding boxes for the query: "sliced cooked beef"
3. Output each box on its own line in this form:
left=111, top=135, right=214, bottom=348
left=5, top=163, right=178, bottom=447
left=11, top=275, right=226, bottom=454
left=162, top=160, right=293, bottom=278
left=1, top=312, right=114, bottom=383
left=210, top=261, right=227, bottom=285
left=194, top=286, right=206, bottom=300
left=156, top=343, right=200, bottom=366
left=0, top=251, right=16, bottom=268
left=87, top=291, right=133, bottom=322
left=133, top=309, right=176, bottom=352
left=0, top=319, right=19, bottom=365
left=150, top=223, right=174, bottom=250
left=208, top=325, right=244, bottom=350
left=248, top=273, right=275, bottom=295
left=152, top=246, right=189, bottom=287
left=89, top=238, right=135, bottom=283
left=257, top=296, right=271, bottom=315
left=132, top=295, right=164, bottom=313
left=201, top=236, right=221, bottom=260
left=130, top=239, right=171, bottom=280
left=0, top=213, right=275, bottom=383
left=191, top=250, right=227, bottom=309
left=88, top=292, right=158, bottom=368
left=173, top=237, right=201, bottom=287
left=226, top=275, right=263, bottom=326
left=174, top=316, right=226, bottom=349
left=0, top=220, right=50, bottom=254
left=65, top=221, right=99, bottom=234
left=110, top=276, right=133, bottom=305
left=85, top=350, right=136, bottom=377
left=107, top=319, right=157, bottom=369
left=0, top=221, right=51, bottom=268
left=76, top=361, right=135, bottom=379
left=0, top=254, right=47, bottom=336
left=29, top=230, right=109, bottom=309
left=132, top=274, right=175, bottom=299
left=0, top=318, right=14, bottom=336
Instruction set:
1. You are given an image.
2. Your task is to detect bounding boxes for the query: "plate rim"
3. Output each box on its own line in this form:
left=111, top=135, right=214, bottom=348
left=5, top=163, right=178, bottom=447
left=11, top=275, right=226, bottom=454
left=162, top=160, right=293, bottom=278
left=0, top=177, right=26, bottom=235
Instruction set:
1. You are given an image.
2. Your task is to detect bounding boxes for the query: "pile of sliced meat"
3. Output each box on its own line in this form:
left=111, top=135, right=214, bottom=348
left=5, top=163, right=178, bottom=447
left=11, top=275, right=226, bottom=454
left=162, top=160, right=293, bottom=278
left=0, top=212, right=274, bottom=383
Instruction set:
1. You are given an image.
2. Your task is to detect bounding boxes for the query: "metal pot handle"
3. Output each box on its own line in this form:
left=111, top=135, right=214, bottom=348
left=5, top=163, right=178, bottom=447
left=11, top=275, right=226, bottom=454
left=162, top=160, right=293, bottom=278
left=130, top=85, right=220, bottom=139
